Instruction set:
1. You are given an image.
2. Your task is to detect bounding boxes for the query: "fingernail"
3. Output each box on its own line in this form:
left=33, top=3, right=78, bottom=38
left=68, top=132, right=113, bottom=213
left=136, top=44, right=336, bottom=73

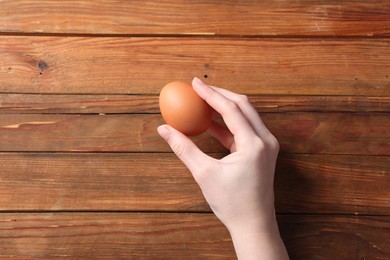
left=193, top=77, right=204, bottom=85
left=193, top=77, right=209, bottom=94
left=157, top=125, right=171, bottom=141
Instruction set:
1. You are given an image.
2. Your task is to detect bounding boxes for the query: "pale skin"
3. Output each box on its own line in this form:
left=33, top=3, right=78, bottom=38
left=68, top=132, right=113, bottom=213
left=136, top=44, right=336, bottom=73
left=157, top=77, right=289, bottom=260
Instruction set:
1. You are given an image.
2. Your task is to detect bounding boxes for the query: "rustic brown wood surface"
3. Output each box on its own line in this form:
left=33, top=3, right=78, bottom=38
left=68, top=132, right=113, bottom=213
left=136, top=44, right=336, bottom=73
left=279, top=215, right=390, bottom=260
left=0, top=0, right=389, bottom=36
left=0, top=153, right=388, bottom=215
left=0, top=94, right=389, bottom=113
left=0, top=113, right=388, bottom=154
left=0, top=213, right=235, bottom=259
left=0, top=213, right=388, bottom=259
left=1, top=37, right=389, bottom=95
left=0, top=0, right=389, bottom=258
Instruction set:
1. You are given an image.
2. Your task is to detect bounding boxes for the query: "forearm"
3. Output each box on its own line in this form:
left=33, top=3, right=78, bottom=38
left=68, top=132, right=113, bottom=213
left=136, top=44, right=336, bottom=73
left=228, top=214, right=289, bottom=260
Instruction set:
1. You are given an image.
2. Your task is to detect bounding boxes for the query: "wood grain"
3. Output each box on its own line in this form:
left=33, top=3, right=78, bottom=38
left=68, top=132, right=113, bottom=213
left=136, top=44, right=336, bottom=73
left=1, top=37, right=389, bottom=95
left=0, top=153, right=207, bottom=212
left=274, top=154, right=390, bottom=215
left=0, top=153, right=388, bottom=215
left=0, top=213, right=388, bottom=259
left=0, top=113, right=388, bottom=155
left=0, top=1, right=389, bottom=36
left=1, top=0, right=389, bottom=258
left=0, top=213, right=234, bottom=259
left=1, top=94, right=389, bottom=114
left=279, top=215, right=390, bottom=260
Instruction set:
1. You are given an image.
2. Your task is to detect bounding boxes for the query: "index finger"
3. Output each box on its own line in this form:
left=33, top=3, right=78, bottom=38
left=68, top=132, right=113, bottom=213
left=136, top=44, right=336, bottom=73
left=192, top=77, right=256, bottom=146
left=209, top=85, right=274, bottom=140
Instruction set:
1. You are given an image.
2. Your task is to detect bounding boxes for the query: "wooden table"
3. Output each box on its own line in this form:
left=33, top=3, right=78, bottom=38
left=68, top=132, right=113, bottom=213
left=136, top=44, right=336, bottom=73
left=0, top=1, right=389, bottom=259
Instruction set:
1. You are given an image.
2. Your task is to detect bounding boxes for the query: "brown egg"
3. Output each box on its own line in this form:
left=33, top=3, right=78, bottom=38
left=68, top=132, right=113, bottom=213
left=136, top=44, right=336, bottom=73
left=159, top=81, right=212, bottom=136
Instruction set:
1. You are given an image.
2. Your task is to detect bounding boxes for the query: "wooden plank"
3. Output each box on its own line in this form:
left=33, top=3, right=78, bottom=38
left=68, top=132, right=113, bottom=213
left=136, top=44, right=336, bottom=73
left=0, top=1, right=388, bottom=36
left=1, top=37, right=389, bottom=95
left=274, top=154, right=390, bottom=215
left=1, top=94, right=390, bottom=114
left=0, top=213, right=389, bottom=259
left=0, top=94, right=158, bottom=114
left=0, top=213, right=235, bottom=258
left=279, top=215, right=390, bottom=260
left=0, top=153, right=388, bottom=215
left=0, top=153, right=207, bottom=212
left=0, top=113, right=388, bottom=155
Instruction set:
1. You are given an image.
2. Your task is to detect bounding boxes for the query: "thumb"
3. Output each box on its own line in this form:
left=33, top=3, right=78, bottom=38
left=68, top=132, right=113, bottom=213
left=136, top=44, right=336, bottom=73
left=157, top=124, right=209, bottom=173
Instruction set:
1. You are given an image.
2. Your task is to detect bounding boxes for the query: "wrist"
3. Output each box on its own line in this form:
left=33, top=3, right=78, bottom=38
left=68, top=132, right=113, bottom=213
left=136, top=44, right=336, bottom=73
left=226, top=205, right=277, bottom=235
left=228, top=209, right=279, bottom=240
left=227, top=211, right=289, bottom=260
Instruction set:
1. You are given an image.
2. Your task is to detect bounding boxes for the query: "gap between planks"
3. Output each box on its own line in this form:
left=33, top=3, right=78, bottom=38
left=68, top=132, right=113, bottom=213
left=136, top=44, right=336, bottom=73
left=1, top=32, right=390, bottom=39
left=1, top=94, right=389, bottom=114
left=0, top=211, right=388, bottom=217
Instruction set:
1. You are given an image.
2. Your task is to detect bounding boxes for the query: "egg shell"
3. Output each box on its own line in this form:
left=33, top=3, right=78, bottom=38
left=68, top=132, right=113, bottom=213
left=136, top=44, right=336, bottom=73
left=159, top=81, right=212, bottom=136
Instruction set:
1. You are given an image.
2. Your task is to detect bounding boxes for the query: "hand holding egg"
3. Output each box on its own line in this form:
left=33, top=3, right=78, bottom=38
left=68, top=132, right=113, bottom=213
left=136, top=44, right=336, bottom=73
left=159, top=81, right=212, bottom=136
left=157, top=77, right=288, bottom=260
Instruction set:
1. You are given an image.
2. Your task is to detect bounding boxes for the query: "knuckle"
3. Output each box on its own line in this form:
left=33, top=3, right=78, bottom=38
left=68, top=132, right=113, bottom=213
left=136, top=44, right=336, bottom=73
left=253, top=137, right=266, bottom=152
left=225, top=100, right=240, bottom=113
left=237, top=94, right=250, bottom=105
left=268, top=135, right=280, bottom=152
left=252, top=135, right=280, bottom=154
left=170, top=140, right=186, bottom=159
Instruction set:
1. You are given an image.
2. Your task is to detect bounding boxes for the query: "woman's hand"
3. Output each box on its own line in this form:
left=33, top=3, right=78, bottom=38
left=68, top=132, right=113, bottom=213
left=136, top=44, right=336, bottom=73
left=158, top=77, right=289, bottom=259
